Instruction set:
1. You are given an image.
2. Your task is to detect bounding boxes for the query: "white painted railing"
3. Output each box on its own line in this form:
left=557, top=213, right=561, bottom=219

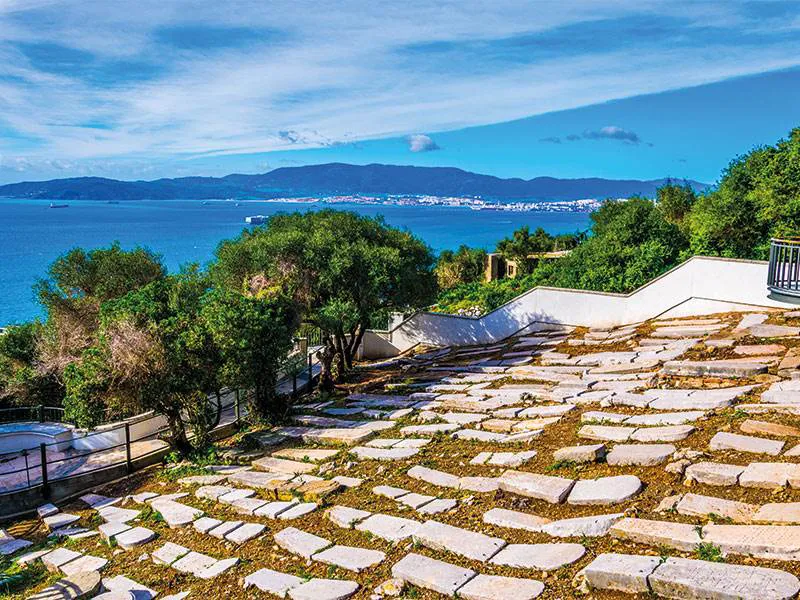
left=381, top=256, right=800, bottom=353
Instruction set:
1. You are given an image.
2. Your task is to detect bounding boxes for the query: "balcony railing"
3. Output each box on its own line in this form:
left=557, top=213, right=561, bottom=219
left=768, top=238, right=800, bottom=297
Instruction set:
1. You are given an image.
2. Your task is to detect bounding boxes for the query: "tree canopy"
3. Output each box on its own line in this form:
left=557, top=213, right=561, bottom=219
left=213, top=210, right=436, bottom=389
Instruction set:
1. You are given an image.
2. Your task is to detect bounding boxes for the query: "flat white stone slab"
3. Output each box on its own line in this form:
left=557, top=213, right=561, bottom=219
left=351, top=446, right=419, bottom=460
left=327, top=505, right=371, bottom=528
left=391, top=552, right=476, bottom=596
left=490, top=543, right=585, bottom=571
left=567, top=475, right=642, bottom=505
left=607, top=444, right=675, bottom=466
left=244, top=568, right=303, bottom=596
left=457, top=574, right=544, bottom=600
left=483, top=508, right=550, bottom=532
left=356, top=514, right=420, bottom=542
left=171, top=551, right=218, bottom=576
left=287, top=578, right=359, bottom=600
left=407, top=465, right=460, bottom=488
left=114, top=526, right=156, bottom=550
left=498, top=470, right=575, bottom=503
left=278, top=502, right=318, bottom=520
left=610, top=518, right=702, bottom=552
left=676, top=493, right=757, bottom=523
left=577, top=425, right=635, bottom=442
left=540, top=513, right=625, bottom=538
left=313, top=545, right=385, bottom=572
left=226, top=522, right=266, bottom=544
left=59, top=554, right=108, bottom=576
left=41, top=547, right=82, bottom=572
left=710, top=431, right=784, bottom=455
left=583, top=553, right=659, bottom=593
left=740, top=462, right=800, bottom=489
left=208, top=520, right=244, bottom=539
left=414, top=520, right=506, bottom=562
left=553, top=444, right=605, bottom=463
left=685, top=462, right=744, bottom=486
left=649, top=556, right=800, bottom=600
left=630, top=425, right=694, bottom=442
left=275, top=526, right=332, bottom=559
left=255, top=500, right=298, bottom=519
left=152, top=542, right=190, bottom=565
left=43, top=513, right=80, bottom=531
left=149, top=499, right=203, bottom=528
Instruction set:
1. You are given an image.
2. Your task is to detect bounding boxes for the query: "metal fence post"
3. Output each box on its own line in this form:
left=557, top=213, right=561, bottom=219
left=235, top=389, right=241, bottom=422
left=307, top=353, right=313, bottom=390
left=39, top=404, right=44, bottom=423
left=125, top=424, right=132, bottom=474
left=40, top=443, right=49, bottom=500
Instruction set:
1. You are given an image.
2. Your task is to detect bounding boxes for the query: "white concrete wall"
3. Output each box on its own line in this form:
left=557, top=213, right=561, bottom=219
left=382, top=256, right=800, bottom=353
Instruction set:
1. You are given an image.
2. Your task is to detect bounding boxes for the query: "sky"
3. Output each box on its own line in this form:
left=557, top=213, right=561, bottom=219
left=1, top=0, right=799, bottom=185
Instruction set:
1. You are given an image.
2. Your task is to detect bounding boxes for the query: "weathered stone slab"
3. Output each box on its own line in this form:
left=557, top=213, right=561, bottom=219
left=685, top=461, right=744, bottom=486
left=226, top=522, right=266, bottom=544
left=577, top=425, right=635, bottom=442
left=581, top=411, right=629, bottom=424
left=194, top=515, right=223, bottom=533
left=553, top=444, right=605, bottom=463
left=391, top=552, right=475, bottom=596
left=397, top=492, right=436, bottom=510
left=457, top=574, right=544, bottom=600
left=631, top=425, right=694, bottom=442
left=583, top=553, right=659, bottom=594
left=287, top=578, right=359, bottom=600
left=28, top=571, right=101, bottom=600
left=114, top=526, right=156, bottom=550
left=749, top=324, right=800, bottom=338
left=152, top=542, right=190, bottom=565
left=41, top=547, right=82, bottom=572
left=498, top=470, right=575, bottom=504
left=418, top=498, right=457, bottom=515
left=278, top=502, right=317, bottom=520
left=482, top=508, right=550, bottom=532
left=254, top=500, right=298, bottom=519
left=312, top=545, right=385, bottom=572
left=649, top=556, right=800, bottom=600
left=741, top=419, right=800, bottom=437
left=610, top=518, right=702, bottom=551
left=459, top=476, right=498, bottom=493
left=274, top=527, right=331, bottom=559
left=149, top=499, right=203, bottom=528
left=567, top=475, right=642, bottom=505
left=754, top=503, right=800, bottom=524
left=351, top=446, right=419, bottom=461
left=414, top=520, right=506, bottom=562
left=407, top=465, right=460, bottom=488
left=374, top=485, right=411, bottom=499
left=663, top=360, right=767, bottom=378
left=710, top=432, right=784, bottom=455
left=606, top=444, right=675, bottom=466
left=101, top=574, right=157, bottom=598
left=227, top=470, right=294, bottom=489
left=43, top=513, right=80, bottom=531
left=740, top=462, right=800, bottom=489
left=490, top=543, right=585, bottom=571
left=400, top=423, right=460, bottom=436
left=356, top=514, right=421, bottom=542
left=272, top=448, right=340, bottom=463
left=326, top=505, right=371, bottom=528
left=625, top=411, right=704, bottom=426
left=245, top=568, right=303, bottom=595
left=703, top=523, right=800, bottom=560
left=540, top=513, right=624, bottom=538
left=253, top=456, right=317, bottom=474
left=675, top=493, right=757, bottom=523
left=170, top=551, right=217, bottom=576
left=59, top=554, right=108, bottom=576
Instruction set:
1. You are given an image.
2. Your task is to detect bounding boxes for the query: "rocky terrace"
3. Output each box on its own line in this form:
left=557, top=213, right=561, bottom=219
left=8, top=309, right=800, bottom=598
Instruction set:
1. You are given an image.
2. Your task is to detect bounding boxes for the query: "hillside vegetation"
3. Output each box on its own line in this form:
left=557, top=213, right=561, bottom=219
left=435, top=127, right=800, bottom=314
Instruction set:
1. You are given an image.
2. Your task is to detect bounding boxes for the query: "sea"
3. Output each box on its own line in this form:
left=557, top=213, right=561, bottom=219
left=0, top=198, right=591, bottom=324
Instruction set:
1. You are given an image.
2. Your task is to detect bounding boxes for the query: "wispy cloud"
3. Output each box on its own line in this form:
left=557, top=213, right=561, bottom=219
left=0, top=0, right=797, bottom=180
left=583, top=125, right=641, bottom=144
left=407, top=134, right=440, bottom=152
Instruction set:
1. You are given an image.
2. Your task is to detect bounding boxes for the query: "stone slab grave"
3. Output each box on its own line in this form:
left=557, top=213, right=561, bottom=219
left=606, top=444, right=675, bottom=466
left=413, top=519, right=507, bottom=561
left=710, top=431, right=785, bottom=455
left=497, top=470, right=575, bottom=504
left=490, top=542, right=586, bottom=571
left=244, top=568, right=359, bottom=599
left=582, top=553, right=800, bottom=600
left=567, top=475, right=643, bottom=505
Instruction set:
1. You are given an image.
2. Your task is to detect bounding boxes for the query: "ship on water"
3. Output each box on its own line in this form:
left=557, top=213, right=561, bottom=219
left=49, top=202, right=69, bottom=208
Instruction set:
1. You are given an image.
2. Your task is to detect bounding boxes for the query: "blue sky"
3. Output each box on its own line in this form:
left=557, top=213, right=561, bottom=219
left=1, top=1, right=799, bottom=184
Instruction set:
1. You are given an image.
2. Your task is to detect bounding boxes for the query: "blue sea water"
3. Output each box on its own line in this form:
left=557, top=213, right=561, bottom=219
left=0, top=198, right=591, bottom=324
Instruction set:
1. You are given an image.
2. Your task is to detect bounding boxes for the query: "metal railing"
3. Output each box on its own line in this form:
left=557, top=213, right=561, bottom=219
left=0, top=389, right=248, bottom=505
left=768, top=238, right=800, bottom=297
left=0, top=406, right=65, bottom=424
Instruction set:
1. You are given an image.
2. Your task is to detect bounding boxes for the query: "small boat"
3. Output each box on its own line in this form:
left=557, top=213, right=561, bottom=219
left=49, top=202, right=69, bottom=209
left=107, top=200, right=119, bottom=204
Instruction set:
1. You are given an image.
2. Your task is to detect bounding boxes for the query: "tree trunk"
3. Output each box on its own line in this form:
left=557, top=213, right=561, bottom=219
left=316, top=341, right=335, bottom=393
left=166, top=411, right=192, bottom=455
left=345, top=322, right=367, bottom=369
left=333, top=332, right=346, bottom=382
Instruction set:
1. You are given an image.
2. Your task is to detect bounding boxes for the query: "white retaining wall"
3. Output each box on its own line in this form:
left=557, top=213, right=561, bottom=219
left=381, top=256, right=800, bottom=353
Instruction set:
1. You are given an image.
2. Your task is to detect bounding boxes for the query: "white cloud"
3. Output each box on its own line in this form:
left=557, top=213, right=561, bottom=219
left=0, top=0, right=797, bottom=177
left=406, top=134, right=440, bottom=152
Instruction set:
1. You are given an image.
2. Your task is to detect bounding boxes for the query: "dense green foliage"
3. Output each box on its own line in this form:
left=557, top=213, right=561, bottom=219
left=435, top=245, right=487, bottom=290
left=435, top=127, right=800, bottom=314
left=213, top=210, right=436, bottom=389
left=496, top=226, right=581, bottom=275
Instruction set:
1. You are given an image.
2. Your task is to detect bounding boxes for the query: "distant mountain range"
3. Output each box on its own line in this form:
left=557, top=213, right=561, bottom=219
left=0, top=163, right=710, bottom=201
